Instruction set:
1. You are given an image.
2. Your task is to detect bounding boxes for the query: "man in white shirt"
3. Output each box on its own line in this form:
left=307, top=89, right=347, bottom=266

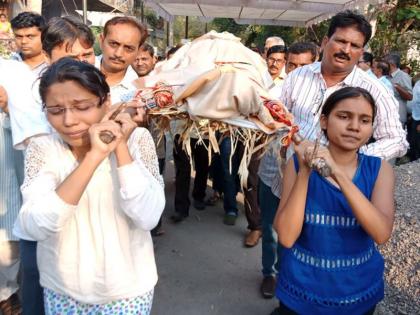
left=280, top=10, right=407, bottom=161
left=97, top=16, right=147, bottom=104
left=6, top=16, right=97, bottom=150
left=0, top=59, right=49, bottom=150
left=371, top=59, right=394, bottom=92
left=10, top=12, right=47, bottom=77
left=0, top=58, right=35, bottom=315
left=267, top=45, right=287, bottom=99
left=357, top=51, right=376, bottom=78
left=258, top=42, right=318, bottom=299
left=385, top=53, right=413, bottom=125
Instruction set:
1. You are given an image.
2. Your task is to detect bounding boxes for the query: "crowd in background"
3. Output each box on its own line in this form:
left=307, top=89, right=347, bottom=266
left=0, top=8, right=418, bottom=315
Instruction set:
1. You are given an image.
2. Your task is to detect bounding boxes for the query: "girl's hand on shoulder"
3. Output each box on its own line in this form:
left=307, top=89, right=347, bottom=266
left=88, top=121, right=123, bottom=160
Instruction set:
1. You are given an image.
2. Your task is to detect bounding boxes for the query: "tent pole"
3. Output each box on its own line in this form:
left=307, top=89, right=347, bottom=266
left=82, top=0, right=87, bottom=24
left=185, top=16, right=188, bottom=39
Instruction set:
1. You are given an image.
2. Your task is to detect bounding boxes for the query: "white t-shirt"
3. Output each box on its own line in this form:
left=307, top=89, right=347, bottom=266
left=0, top=58, right=51, bottom=149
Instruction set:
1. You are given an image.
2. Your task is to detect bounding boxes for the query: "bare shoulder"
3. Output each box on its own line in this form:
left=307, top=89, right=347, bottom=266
left=379, top=160, right=395, bottom=180
left=372, top=159, right=395, bottom=195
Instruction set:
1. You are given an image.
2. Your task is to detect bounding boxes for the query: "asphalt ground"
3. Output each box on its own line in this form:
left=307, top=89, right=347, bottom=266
left=151, top=159, right=278, bottom=315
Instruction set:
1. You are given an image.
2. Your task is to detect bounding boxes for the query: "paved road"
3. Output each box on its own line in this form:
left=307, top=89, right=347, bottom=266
left=151, top=160, right=278, bottom=315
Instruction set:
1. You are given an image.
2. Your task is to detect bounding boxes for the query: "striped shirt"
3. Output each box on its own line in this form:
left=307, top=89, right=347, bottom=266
left=0, top=112, right=23, bottom=241
left=281, top=62, right=408, bottom=159
left=258, top=62, right=408, bottom=197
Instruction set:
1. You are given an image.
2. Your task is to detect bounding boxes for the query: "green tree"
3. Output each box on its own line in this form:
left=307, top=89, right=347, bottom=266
left=368, top=0, right=420, bottom=72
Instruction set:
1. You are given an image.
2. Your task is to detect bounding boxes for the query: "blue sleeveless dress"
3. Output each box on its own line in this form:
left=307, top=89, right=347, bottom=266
left=276, top=153, right=384, bottom=315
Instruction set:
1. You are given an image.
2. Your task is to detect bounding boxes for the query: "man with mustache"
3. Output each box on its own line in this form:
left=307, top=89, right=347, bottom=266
left=131, top=43, right=156, bottom=77
left=279, top=10, right=407, bottom=161
left=10, top=12, right=47, bottom=77
left=267, top=45, right=287, bottom=99
left=98, top=16, right=147, bottom=104
left=259, top=42, right=318, bottom=299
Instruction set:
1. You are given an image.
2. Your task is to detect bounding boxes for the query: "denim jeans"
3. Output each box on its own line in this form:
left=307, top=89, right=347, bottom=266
left=219, top=137, right=240, bottom=216
left=19, top=239, right=45, bottom=315
left=258, top=180, right=282, bottom=277
left=220, top=137, right=261, bottom=230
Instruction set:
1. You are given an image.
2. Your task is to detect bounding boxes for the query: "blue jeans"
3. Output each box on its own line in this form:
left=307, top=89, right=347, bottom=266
left=219, top=137, right=240, bottom=215
left=19, top=239, right=45, bottom=315
left=258, top=180, right=282, bottom=277
left=220, top=137, right=261, bottom=230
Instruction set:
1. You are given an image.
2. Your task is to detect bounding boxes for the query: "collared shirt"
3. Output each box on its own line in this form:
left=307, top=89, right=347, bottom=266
left=281, top=62, right=407, bottom=159
left=408, top=81, right=420, bottom=121
left=378, top=75, right=394, bottom=92
left=258, top=141, right=284, bottom=198
left=10, top=52, right=48, bottom=78
left=389, top=68, right=413, bottom=124
left=259, top=62, right=407, bottom=197
left=268, top=74, right=286, bottom=100
left=95, top=56, right=138, bottom=105
left=259, top=72, right=286, bottom=197
left=0, top=111, right=23, bottom=242
left=366, top=68, right=376, bottom=79
left=0, top=58, right=51, bottom=149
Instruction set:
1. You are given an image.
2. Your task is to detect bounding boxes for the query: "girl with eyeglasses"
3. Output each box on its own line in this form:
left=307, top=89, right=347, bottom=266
left=14, top=58, right=165, bottom=314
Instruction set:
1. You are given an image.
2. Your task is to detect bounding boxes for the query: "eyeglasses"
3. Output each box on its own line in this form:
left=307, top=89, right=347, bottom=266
left=268, top=57, right=285, bottom=64
left=357, top=60, right=367, bottom=64
left=43, top=99, right=101, bottom=116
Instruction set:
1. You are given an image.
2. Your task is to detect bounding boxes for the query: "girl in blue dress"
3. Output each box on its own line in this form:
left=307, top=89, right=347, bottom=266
left=273, top=87, right=395, bottom=315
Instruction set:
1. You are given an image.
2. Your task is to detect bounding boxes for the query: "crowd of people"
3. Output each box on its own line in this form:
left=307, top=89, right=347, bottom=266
left=0, top=8, right=418, bottom=315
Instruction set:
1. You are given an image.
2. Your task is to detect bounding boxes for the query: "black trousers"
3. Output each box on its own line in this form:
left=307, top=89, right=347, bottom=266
left=173, top=135, right=209, bottom=216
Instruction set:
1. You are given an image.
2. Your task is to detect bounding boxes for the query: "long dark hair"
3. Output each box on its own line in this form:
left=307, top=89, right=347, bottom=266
left=39, top=58, right=109, bottom=105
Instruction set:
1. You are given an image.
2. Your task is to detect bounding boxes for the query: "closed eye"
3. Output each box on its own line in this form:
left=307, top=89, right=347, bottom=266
left=74, top=105, right=92, bottom=111
left=45, top=107, right=64, bottom=115
left=338, top=114, right=349, bottom=119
